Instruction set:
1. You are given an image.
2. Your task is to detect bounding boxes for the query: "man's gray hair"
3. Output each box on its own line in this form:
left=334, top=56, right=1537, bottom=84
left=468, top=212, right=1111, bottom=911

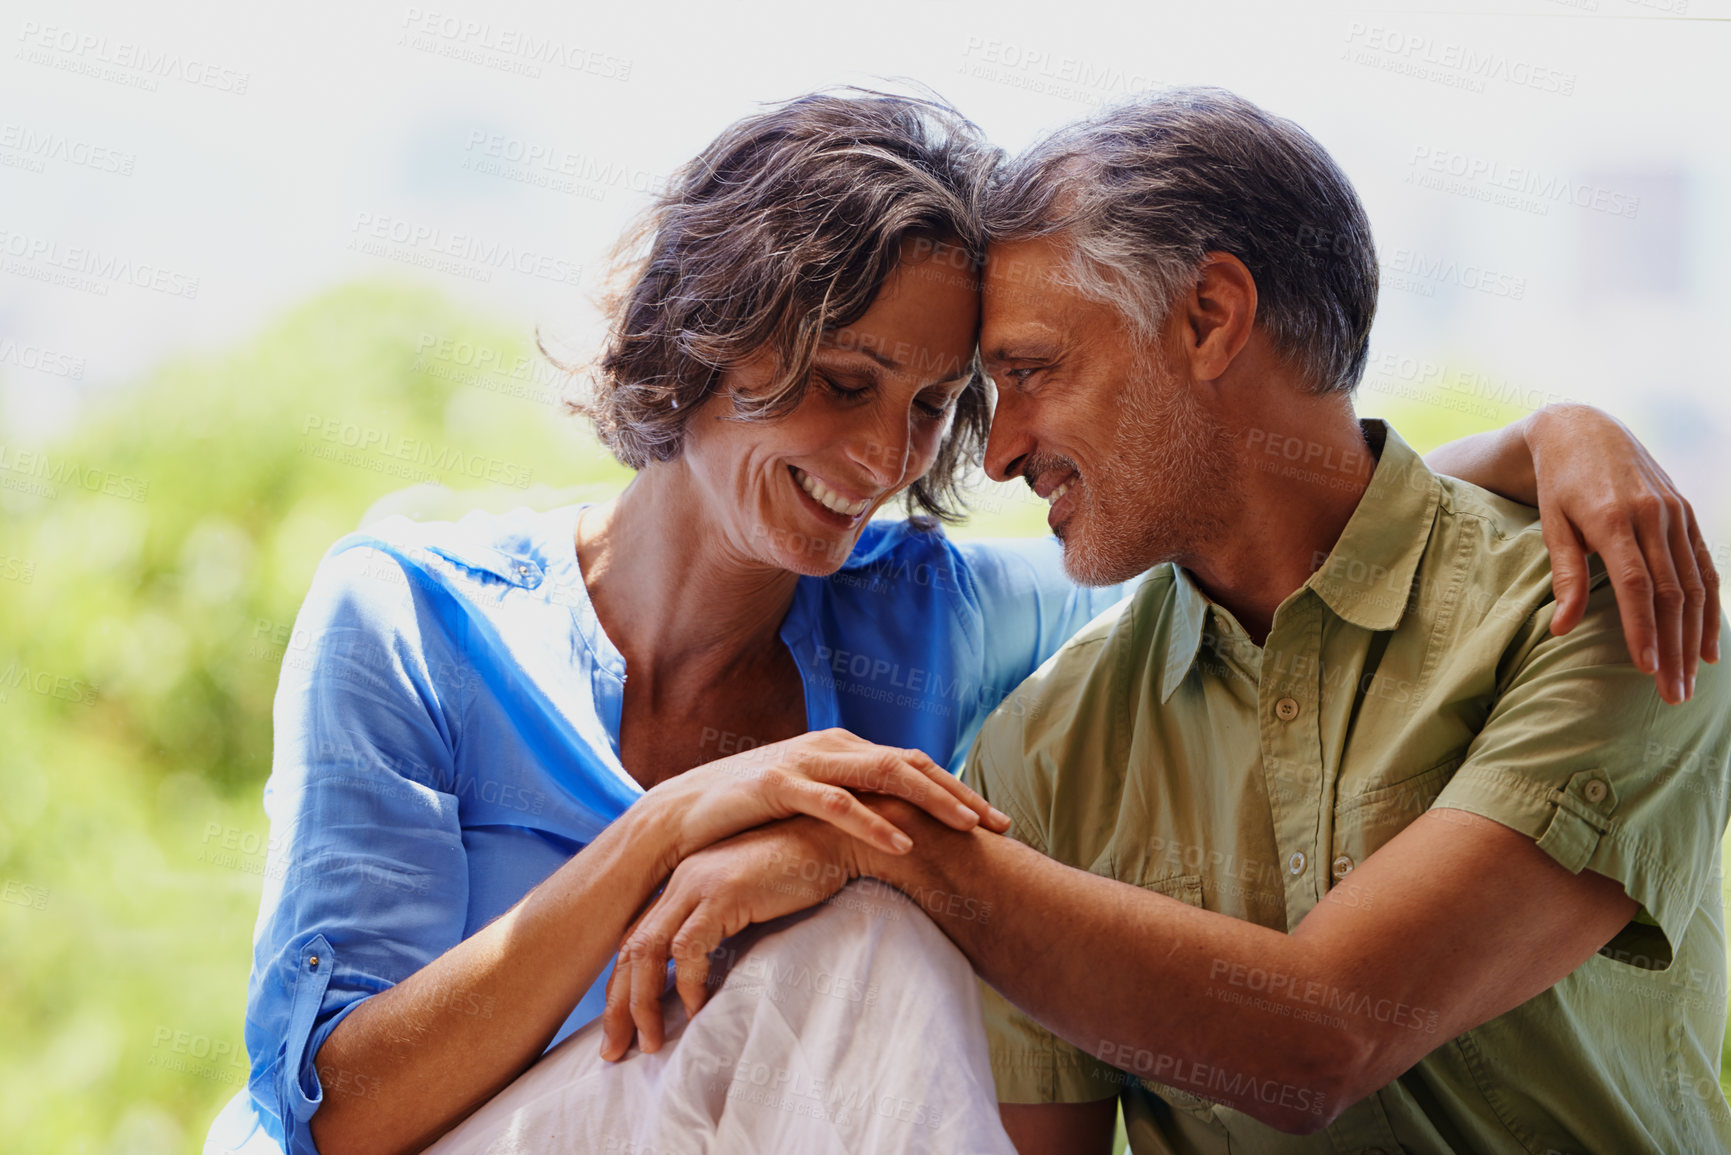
left=984, top=87, right=1378, bottom=395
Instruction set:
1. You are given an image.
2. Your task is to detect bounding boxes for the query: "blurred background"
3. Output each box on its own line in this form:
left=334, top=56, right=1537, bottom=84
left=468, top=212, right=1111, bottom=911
left=1, top=0, right=1726, bottom=1150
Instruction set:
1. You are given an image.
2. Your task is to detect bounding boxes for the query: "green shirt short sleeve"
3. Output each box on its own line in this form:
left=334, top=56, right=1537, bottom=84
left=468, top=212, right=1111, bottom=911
left=1433, top=576, right=1731, bottom=969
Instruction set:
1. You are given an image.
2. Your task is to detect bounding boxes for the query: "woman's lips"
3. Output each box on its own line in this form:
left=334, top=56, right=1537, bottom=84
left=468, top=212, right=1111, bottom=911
left=789, top=465, right=867, bottom=527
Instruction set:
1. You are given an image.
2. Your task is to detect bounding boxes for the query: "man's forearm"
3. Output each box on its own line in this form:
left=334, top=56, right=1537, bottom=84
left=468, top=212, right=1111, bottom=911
left=862, top=806, right=1372, bottom=1134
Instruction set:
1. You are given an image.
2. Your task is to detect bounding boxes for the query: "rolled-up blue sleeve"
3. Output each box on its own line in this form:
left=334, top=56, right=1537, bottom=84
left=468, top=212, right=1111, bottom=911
left=948, top=537, right=1138, bottom=777
left=244, top=545, right=471, bottom=1155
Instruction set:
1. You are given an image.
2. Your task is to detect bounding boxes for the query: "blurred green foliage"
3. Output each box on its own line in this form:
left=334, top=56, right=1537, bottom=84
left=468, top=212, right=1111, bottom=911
left=0, top=281, right=1723, bottom=1153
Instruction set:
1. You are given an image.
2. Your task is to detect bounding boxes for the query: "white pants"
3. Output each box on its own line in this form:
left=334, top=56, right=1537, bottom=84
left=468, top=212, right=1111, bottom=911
left=426, top=880, right=1016, bottom=1155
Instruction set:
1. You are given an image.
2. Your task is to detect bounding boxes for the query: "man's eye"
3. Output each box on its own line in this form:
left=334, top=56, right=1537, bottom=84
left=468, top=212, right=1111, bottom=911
left=998, top=367, right=1039, bottom=390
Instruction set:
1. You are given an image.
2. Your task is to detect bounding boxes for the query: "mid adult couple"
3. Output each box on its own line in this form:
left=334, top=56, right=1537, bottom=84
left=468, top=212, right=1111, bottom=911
left=208, top=87, right=1728, bottom=1155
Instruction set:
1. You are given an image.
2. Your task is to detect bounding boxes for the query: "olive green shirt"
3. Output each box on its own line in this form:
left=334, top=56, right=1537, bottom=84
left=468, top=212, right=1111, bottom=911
left=971, top=421, right=1731, bottom=1155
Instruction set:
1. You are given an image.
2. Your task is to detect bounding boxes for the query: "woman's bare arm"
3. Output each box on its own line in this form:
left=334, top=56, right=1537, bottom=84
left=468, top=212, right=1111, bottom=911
left=306, top=728, right=1006, bottom=1155
left=309, top=802, right=674, bottom=1155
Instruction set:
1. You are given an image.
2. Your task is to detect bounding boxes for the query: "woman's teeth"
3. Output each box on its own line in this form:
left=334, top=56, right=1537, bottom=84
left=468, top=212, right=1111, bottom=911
left=794, top=467, right=869, bottom=518
left=1048, top=478, right=1073, bottom=504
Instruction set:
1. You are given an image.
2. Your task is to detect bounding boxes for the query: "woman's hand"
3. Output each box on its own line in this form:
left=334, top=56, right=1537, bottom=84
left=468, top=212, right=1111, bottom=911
left=1522, top=404, right=1720, bottom=704
left=642, top=727, right=1009, bottom=869
left=599, top=817, right=864, bottom=1060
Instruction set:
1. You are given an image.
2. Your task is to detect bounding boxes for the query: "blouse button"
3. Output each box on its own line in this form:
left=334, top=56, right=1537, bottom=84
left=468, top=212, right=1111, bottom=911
left=1584, top=779, right=1608, bottom=804
left=1275, top=697, right=1300, bottom=722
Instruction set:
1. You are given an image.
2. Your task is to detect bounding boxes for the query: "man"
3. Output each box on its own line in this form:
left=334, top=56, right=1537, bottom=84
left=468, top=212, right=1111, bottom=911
left=610, top=88, right=1730, bottom=1153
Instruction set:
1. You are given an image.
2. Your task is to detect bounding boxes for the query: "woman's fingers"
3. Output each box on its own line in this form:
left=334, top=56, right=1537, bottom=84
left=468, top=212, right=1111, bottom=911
left=773, top=775, right=914, bottom=854
left=1632, top=503, right=1688, bottom=704
left=1687, top=514, right=1722, bottom=665
left=881, top=745, right=1012, bottom=833
left=790, top=736, right=1007, bottom=833
left=1542, top=504, right=1591, bottom=639
left=1668, top=502, right=1707, bottom=699
left=1593, top=515, right=1661, bottom=682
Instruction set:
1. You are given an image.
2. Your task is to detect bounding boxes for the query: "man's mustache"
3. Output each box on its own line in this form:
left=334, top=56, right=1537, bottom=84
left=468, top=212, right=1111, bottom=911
left=1019, top=453, right=1080, bottom=490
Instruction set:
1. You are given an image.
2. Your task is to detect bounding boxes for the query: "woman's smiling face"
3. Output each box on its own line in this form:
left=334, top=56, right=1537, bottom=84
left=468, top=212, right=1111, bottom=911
left=679, top=238, right=981, bottom=576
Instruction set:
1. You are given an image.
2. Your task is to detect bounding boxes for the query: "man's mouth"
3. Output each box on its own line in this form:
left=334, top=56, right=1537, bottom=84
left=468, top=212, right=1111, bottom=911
left=1033, top=469, right=1080, bottom=529
left=1032, top=468, right=1078, bottom=503
left=790, top=465, right=870, bottom=521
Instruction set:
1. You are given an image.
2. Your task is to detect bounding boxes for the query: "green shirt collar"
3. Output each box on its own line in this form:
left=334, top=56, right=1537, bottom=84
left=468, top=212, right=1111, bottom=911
left=1158, top=420, right=1442, bottom=702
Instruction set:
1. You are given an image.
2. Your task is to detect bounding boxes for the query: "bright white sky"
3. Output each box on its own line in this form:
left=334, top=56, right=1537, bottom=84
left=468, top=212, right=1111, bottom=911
left=3, top=0, right=1728, bottom=541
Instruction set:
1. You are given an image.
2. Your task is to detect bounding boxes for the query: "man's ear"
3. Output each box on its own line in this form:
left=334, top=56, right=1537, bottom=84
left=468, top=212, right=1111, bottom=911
left=1179, top=252, right=1258, bottom=382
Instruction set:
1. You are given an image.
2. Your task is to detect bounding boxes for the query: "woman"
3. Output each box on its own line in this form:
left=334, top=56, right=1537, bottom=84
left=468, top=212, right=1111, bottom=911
left=207, top=91, right=1715, bottom=1155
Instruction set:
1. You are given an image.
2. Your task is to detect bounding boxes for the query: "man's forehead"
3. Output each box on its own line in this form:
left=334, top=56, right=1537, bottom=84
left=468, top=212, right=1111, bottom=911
left=982, top=236, right=1077, bottom=315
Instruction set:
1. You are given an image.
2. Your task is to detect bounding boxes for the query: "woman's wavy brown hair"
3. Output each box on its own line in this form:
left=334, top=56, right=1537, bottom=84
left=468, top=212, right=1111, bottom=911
left=564, top=89, right=1000, bottom=523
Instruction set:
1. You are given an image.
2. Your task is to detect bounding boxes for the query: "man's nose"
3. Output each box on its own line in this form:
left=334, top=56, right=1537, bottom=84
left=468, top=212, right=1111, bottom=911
left=983, top=390, right=1033, bottom=484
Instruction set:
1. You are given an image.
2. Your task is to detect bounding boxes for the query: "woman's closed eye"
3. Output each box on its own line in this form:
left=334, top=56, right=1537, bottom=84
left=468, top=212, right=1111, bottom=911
left=914, top=390, right=957, bottom=420
left=816, top=371, right=871, bottom=405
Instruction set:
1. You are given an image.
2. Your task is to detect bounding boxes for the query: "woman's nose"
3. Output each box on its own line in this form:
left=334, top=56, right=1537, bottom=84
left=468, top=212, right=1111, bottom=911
left=849, top=412, right=913, bottom=489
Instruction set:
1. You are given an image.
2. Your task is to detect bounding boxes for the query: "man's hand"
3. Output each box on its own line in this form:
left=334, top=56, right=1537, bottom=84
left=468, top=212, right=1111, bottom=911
left=599, top=817, right=867, bottom=1061
left=1523, top=404, right=1719, bottom=704
left=855, top=797, right=1641, bottom=1134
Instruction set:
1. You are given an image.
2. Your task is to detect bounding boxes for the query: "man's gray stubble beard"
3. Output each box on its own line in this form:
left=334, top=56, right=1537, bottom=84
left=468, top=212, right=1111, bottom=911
left=1065, top=355, right=1239, bottom=587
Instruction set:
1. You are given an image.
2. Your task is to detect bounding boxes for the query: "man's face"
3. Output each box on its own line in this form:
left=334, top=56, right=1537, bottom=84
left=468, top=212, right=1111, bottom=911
left=980, top=234, right=1238, bottom=586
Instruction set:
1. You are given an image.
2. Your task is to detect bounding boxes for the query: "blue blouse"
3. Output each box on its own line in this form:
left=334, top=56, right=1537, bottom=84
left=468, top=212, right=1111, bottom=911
left=205, top=503, right=1131, bottom=1155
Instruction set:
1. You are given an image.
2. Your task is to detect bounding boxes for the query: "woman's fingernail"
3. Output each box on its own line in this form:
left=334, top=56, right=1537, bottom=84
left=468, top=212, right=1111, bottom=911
left=989, top=807, right=1011, bottom=826
left=890, top=831, right=913, bottom=852
left=1642, top=648, right=1659, bottom=674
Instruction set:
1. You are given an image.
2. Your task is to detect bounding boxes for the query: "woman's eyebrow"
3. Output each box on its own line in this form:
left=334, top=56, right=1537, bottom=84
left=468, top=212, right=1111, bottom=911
left=818, top=337, right=900, bottom=371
